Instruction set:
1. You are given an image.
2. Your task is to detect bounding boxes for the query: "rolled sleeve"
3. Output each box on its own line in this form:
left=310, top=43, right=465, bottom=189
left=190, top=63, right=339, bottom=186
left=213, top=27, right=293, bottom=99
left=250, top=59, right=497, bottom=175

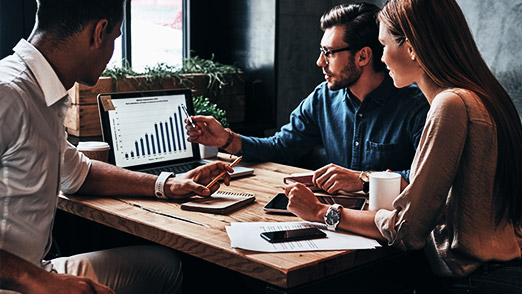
left=60, top=140, right=91, bottom=194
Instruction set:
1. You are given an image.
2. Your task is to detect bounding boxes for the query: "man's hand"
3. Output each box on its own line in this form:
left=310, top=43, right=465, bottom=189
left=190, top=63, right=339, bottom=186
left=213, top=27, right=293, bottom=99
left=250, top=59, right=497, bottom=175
left=164, top=161, right=234, bottom=198
left=1, top=249, right=114, bottom=294
left=313, top=164, right=363, bottom=194
left=185, top=116, right=229, bottom=147
left=284, top=183, right=328, bottom=222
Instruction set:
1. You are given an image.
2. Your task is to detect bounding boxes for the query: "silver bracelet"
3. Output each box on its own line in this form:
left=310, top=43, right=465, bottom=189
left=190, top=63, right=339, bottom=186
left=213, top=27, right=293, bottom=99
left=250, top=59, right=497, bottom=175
left=155, top=172, right=175, bottom=199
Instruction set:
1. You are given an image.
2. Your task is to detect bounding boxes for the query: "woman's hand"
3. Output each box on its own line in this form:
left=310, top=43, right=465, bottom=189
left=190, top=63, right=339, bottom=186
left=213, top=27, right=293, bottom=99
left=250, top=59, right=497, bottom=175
left=284, top=183, right=328, bottom=222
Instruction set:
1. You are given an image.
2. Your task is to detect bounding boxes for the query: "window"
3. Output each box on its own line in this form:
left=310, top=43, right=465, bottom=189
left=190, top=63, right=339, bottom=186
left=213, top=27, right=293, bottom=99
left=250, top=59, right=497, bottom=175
left=109, top=0, right=186, bottom=71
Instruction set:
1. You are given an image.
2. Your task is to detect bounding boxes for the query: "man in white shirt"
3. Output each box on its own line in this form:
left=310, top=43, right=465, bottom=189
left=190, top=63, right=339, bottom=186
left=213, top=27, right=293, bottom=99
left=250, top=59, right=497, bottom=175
left=0, top=1, right=233, bottom=293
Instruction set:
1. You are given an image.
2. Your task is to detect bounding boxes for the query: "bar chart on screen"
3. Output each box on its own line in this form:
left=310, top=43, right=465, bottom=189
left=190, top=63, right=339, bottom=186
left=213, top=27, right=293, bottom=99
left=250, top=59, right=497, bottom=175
left=108, top=94, right=194, bottom=167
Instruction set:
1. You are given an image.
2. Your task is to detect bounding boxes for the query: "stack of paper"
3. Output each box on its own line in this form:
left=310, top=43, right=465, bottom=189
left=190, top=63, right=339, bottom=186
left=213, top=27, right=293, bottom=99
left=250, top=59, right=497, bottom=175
left=225, top=221, right=381, bottom=252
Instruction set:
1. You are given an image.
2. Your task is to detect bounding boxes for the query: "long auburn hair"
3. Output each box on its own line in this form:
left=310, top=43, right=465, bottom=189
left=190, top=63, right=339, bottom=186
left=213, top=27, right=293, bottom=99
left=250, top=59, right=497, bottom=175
left=379, top=0, right=522, bottom=227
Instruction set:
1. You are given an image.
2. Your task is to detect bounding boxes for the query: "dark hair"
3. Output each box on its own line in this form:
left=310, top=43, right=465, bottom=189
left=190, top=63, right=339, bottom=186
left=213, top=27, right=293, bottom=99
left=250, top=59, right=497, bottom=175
left=35, top=0, right=126, bottom=38
left=320, top=2, right=385, bottom=72
left=379, top=0, right=522, bottom=227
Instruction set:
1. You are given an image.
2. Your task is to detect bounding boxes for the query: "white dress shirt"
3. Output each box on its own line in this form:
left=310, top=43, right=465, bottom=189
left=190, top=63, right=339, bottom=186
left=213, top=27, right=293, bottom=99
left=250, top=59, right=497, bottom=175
left=0, top=39, right=91, bottom=268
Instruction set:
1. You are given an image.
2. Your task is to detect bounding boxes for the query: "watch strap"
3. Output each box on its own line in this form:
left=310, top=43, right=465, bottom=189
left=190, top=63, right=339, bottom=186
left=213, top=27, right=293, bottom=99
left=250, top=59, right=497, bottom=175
left=220, top=128, right=234, bottom=149
left=155, top=172, right=175, bottom=199
left=359, top=171, right=370, bottom=193
left=325, top=204, right=343, bottom=231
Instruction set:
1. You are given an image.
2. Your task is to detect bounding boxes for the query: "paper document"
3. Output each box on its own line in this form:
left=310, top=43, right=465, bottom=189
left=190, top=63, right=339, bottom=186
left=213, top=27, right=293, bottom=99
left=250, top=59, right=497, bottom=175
left=226, top=221, right=381, bottom=252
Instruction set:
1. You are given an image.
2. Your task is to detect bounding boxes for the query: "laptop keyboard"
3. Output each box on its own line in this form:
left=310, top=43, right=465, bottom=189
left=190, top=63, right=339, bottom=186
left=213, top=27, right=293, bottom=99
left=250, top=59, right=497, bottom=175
left=141, top=161, right=205, bottom=175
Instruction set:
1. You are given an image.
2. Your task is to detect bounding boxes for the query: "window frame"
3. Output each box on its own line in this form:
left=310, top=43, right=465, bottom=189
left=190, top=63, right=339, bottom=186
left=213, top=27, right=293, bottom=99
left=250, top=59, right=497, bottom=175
left=119, top=0, right=188, bottom=68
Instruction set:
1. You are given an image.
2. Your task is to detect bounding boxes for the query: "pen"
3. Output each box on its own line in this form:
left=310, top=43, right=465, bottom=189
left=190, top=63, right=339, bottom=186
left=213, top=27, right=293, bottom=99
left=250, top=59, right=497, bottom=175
left=205, top=156, right=242, bottom=189
left=181, top=104, right=196, bottom=127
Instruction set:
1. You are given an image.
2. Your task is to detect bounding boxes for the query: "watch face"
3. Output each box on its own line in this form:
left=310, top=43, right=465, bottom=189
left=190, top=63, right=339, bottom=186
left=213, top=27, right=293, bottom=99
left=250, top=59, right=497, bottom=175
left=325, top=209, right=340, bottom=225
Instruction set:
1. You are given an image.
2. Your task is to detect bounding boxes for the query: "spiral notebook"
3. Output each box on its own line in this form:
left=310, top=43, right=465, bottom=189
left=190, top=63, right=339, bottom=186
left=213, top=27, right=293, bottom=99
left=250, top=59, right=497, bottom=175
left=181, top=191, right=255, bottom=214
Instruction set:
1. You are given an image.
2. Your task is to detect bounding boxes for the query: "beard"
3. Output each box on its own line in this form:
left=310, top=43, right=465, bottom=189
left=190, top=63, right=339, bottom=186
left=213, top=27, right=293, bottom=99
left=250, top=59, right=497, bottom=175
left=327, top=57, right=362, bottom=91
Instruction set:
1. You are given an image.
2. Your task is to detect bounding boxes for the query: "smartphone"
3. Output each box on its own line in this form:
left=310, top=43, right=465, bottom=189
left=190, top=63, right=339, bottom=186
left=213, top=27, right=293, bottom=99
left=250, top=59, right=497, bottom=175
left=263, top=193, right=293, bottom=214
left=263, top=193, right=366, bottom=214
left=260, top=227, right=327, bottom=243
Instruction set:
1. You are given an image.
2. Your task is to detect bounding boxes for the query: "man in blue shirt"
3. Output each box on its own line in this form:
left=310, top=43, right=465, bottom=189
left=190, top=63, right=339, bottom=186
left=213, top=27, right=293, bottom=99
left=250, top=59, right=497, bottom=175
left=186, top=3, right=429, bottom=193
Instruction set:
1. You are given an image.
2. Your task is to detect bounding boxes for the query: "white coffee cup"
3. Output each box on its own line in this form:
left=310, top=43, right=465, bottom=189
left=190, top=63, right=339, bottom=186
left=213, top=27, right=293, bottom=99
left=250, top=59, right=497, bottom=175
left=199, top=144, right=219, bottom=159
left=77, top=141, right=110, bottom=162
left=369, top=172, right=401, bottom=211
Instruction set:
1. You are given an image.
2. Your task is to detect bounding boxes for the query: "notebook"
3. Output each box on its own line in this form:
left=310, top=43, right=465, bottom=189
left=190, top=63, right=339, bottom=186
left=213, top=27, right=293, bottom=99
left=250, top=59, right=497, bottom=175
left=97, top=89, right=253, bottom=177
left=181, top=191, right=256, bottom=214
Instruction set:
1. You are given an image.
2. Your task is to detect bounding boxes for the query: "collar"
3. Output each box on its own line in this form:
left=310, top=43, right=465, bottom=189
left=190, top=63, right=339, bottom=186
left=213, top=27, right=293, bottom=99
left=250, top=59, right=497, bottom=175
left=364, top=73, right=395, bottom=105
left=344, top=72, right=395, bottom=106
left=13, top=39, right=68, bottom=107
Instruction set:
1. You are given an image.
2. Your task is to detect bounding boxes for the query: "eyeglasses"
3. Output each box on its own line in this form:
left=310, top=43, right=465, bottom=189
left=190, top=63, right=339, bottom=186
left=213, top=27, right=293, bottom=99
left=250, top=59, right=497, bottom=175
left=319, top=46, right=352, bottom=58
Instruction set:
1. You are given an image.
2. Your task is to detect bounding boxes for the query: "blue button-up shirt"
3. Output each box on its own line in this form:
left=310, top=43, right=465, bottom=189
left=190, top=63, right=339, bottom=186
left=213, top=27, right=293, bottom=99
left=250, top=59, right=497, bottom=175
left=240, top=75, right=429, bottom=181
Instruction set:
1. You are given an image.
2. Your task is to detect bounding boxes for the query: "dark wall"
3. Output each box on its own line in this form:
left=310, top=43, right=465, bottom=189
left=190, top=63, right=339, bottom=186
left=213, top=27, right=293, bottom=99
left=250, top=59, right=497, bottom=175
left=0, top=0, right=36, bottom=59
left=457, top=0, right=522, bottom=118
left=190, top=0, right=277, bottom=136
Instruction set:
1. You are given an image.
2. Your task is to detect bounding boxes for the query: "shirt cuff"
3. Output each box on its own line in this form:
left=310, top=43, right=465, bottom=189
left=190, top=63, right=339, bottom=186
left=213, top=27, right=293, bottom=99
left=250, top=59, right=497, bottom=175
left=374, top=208, right=399, bottom=246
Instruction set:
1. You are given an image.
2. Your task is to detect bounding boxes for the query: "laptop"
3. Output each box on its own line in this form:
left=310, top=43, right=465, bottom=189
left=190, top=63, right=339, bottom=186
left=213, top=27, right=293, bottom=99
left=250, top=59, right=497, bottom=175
left=97, top=89, right=253, bottom=177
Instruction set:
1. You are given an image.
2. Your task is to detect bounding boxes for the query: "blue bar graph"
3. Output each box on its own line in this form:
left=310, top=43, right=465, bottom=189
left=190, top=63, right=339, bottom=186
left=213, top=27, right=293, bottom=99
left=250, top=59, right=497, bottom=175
left=107, top=95, right=197, bottom=167
left=155, top=124, right=161, bottom=153
left=125, top=111, right=189, bottom=158
left=178, top=106, right=187, bottom=150
left=165, top=121, right=172, bottom=152
left=169, top=117, right=177, bottom=152
left=145, top=134, right=151, bottom=155
left=160, top=122, right=166, bottom=153
left=151, top=134, right=156, bottom=154
left=174, top=113, right=181, bottom=151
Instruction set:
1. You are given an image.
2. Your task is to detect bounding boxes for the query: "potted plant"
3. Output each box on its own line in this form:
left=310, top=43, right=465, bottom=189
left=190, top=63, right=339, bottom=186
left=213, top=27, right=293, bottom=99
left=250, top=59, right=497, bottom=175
left=65, top=56, right=244, bottom=137
left=193, top=95, right=229, bottom=158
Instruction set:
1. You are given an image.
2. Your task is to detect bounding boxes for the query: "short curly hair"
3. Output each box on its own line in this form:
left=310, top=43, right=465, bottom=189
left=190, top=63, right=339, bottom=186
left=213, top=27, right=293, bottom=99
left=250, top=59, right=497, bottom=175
left=35, top=0, right=126, bottom=38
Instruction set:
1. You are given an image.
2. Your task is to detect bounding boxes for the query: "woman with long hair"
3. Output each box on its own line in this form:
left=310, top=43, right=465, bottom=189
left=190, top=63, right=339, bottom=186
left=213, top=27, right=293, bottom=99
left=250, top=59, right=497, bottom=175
left=284, top=0, right=522, bottom=292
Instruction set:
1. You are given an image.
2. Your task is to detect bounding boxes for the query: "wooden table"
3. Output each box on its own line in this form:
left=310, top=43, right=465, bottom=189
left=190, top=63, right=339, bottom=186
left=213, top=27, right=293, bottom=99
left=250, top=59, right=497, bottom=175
left=57, top=154, right=405, bottom=293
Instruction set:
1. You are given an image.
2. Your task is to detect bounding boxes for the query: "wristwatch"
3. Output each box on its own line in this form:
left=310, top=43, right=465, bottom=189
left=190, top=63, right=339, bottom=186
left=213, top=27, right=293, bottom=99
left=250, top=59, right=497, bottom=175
left=155, top=172, right=175, bottom=199
left=324, top=204, right=343, bottom=231
left=359, top=171, right=370, bottom=194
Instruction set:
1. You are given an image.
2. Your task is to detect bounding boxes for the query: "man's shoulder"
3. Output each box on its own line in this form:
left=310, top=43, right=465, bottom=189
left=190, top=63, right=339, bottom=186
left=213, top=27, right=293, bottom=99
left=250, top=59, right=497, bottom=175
left=0, top=79, right=30, bottom=117
left=0, top=55, right=31, bottom=92
left=310, top=81, right=345, bottom=100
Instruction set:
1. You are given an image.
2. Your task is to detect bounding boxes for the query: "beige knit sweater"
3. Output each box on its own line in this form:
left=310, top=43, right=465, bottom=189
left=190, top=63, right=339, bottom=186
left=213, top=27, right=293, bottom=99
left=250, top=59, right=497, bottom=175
left=375, top=88, right=521, bottom=277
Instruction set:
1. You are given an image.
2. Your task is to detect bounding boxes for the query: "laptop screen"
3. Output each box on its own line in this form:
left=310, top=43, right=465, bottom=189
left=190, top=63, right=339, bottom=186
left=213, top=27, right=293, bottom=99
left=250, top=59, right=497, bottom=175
left=98, top=89, right=201, bottom=170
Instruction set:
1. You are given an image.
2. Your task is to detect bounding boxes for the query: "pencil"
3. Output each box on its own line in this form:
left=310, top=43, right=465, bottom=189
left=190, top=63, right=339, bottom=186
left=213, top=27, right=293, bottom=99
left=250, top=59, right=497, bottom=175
left=205, top=156, right=242, bottom=189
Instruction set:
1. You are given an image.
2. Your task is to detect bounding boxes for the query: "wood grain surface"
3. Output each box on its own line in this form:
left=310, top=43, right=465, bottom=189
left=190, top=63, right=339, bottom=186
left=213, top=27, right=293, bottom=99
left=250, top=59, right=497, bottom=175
left=58, top=153, right=397, bottom=289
